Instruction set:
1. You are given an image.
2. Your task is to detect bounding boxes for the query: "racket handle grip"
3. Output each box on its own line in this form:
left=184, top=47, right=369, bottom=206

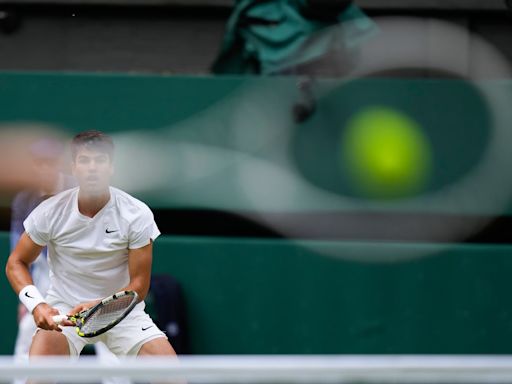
left=52, top=315, right=68, bottom=325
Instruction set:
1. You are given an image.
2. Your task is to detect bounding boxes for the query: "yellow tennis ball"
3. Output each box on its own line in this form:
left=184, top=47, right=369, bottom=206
left=341, top=107, right=433, bottom=199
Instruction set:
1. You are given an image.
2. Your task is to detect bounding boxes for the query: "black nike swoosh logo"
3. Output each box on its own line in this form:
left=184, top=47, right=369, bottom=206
left=105, top=229, right=118, bottom=234
left=142, top=326, right=153, bottom=331
left=25, top=292, right=34, bottom=299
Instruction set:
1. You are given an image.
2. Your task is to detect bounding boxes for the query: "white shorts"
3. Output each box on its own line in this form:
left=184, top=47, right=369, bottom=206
left=45, top=295, right=167, bottom=356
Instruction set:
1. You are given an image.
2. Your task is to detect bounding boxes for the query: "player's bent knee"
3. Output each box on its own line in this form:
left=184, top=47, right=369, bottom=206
left=138, top=337, right=176, bottom=356
left=29, top=330, right=70, bottom=356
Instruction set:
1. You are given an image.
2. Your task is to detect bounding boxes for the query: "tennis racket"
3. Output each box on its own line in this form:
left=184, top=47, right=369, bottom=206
left=52, top=290, right=139, bottom=337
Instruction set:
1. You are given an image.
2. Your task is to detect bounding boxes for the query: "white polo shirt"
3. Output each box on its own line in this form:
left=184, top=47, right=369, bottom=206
left=23, top=186, right=160, bottom=306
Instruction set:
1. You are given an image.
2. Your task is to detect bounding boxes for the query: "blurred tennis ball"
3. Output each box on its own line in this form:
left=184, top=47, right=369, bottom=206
left=341, top=106, right=432, bottom=199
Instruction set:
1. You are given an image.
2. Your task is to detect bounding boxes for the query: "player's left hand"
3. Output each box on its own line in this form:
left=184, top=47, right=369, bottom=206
left=68, top=300, right=101, bottom=317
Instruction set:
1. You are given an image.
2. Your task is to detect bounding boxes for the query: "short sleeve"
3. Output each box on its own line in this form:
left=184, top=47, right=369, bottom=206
left=23, top=204, right=50, bottom=246
left=128, top=207, right=160, bottom=249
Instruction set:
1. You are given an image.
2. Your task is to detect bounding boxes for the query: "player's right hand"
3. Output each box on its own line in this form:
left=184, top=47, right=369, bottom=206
left=32, top=303, right=74, bottom=331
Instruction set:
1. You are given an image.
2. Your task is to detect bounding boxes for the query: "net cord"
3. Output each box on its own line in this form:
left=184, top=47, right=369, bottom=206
left=1, top=355, right=512, bottom=383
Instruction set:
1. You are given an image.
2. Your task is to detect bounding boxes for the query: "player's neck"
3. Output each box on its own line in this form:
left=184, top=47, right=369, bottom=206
left=77, top=189, right=111, bottom=218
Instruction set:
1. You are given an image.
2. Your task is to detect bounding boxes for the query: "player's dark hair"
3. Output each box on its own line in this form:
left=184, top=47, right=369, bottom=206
left=71, top=130, right=114, bottom=161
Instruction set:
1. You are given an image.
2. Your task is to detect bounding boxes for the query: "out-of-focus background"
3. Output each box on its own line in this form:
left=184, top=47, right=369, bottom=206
left=1, top=0, right=512, bottom=357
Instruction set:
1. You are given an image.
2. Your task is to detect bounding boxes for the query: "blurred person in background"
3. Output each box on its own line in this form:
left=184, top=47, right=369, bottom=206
left=10, top=138, right=75, bottom=372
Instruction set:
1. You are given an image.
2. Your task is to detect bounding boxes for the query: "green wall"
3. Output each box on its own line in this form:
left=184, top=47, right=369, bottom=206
left=0, top=233, right=17, bottom=354
left=152, top=237, right=512, bottom=354
left=3, top=232, right=512, bottom=355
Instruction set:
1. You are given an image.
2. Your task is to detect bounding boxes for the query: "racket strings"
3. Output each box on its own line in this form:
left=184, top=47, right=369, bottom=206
left=81, top=294, right=136, bottom=333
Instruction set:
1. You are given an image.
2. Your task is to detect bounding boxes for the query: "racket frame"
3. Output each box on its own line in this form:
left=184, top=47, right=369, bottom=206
left=54, top=290, right=139, bottom=338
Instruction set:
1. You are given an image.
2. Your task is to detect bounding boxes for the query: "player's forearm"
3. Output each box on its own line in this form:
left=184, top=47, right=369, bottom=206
left=7, top=232, right=44, bottom=295
left=126, top=243, right=153, bottom=301
left=5, top=254, right=35, bottom=294
left=7, top=254, right=48, bottom=315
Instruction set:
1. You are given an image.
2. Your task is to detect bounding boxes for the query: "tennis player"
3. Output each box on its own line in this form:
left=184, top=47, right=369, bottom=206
left=6, top=130, right=176, bottom=357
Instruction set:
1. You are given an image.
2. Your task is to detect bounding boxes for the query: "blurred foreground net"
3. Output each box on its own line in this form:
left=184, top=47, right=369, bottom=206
left=1, top=355, right=512, bottom=384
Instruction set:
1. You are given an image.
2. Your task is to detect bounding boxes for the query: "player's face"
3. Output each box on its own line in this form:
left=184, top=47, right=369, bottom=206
left=72, top=146, right=113, bottom=195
